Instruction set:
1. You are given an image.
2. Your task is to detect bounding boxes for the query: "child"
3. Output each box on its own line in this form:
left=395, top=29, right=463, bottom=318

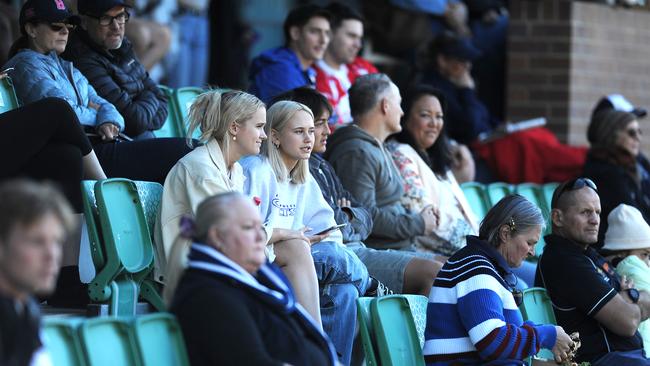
left=602, top=203, right=650, bottom=354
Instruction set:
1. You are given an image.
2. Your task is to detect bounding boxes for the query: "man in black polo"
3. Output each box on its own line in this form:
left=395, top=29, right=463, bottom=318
left=536, top=178, right=650, bottom=365
left=62, top=0, right=168, bottom=140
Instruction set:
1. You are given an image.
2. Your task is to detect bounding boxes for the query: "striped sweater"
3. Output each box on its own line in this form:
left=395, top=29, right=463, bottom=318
left=424, top=236, right=556, bottom=365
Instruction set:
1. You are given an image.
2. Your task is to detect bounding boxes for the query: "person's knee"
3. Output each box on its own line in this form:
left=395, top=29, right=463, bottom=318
left=312, top=242, right=368, bottom=290
left=403, top=257, right=441, bottom=295
left=273, top=238, right=312, bottom=268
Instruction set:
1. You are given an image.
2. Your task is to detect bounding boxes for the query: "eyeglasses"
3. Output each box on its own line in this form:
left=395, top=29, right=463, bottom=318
left=48, top=22, right=76, bottom=32
left=626, top=128, right=643, bottom=139
left=550, top=177, right=598, bottom=209
left=88, top=11, right=130, bottom=26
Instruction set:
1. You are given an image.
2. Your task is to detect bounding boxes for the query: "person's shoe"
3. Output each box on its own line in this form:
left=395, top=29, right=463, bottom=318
left=364, top=277, right=394, bottom=297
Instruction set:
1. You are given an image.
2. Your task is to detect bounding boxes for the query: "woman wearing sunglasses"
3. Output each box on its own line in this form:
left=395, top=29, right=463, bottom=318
left=2, top=0, right=192, bottom=186
left=424, top=194, right=574, bottom=365
left=583, top=109, right=650, bottom=246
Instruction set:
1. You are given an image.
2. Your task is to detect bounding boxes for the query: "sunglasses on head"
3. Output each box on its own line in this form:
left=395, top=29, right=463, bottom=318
left=551, top=177, right=598, bottom=209
left=48, top=22, right=76, bottom=32
left=626, top=128, right=643, bottom=139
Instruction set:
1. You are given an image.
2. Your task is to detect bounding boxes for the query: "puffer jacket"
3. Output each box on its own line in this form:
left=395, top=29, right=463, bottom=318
left=62, top=31, right=167, bottom=138
left=3, top=49, right=124, bottom=130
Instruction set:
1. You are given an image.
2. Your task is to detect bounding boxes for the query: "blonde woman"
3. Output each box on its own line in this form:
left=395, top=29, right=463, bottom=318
left=241, top=101, right=370, bottom=365
left=157, top=90, right=321, bottom=327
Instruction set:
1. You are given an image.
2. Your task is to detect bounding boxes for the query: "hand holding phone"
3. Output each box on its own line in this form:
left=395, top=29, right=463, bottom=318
left=313, top=223, right=347, bottom=236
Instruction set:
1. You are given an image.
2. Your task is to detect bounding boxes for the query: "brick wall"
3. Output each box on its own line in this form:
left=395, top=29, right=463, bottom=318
left=506, top=0, right=650, bottom=150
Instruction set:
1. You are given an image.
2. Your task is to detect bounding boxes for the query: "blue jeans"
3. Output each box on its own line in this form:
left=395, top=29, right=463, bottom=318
left=592, top=349, right=650, bottom=365
left=311, top=242, right=369, bottom=365
left=167, top=13, right=209, bottom=88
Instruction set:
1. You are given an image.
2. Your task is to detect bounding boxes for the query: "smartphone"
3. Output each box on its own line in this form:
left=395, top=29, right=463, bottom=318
left=313, top=223, right=347, bottom=236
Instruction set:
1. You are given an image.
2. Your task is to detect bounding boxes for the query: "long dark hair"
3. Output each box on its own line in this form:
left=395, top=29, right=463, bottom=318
left=394, top=85, right=453, bottom=177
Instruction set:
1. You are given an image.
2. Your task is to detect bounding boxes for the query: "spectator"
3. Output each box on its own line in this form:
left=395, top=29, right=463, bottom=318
left=325, top=73, right=440, bottom=253
left=314, top=2, right=377, bottom=128
left=249, top=4, right=330, bottom=103
left=425, top=194, right=573, bottom=364
left=536, top=178, right=650, bottom=364
left=62, top=0, right=169, bottom=140
left=0, top=179, right=75, bottom=366
left=416, top=32, right=588, bottom=184
left=387, top=85, right=478, bottom=255
left=583, top=100, right=650, bottom=247
left=602, top=204, right=650, bottom=355
left=124, top=1, right=171, bottom=72
left=166, top=0, right=210, bottom=88
left=3, top=0, right=192, bottom=185
left=241, top=101, right=370, bottom=365
left=0, top=95, right=106, bottom=212
left=170, top=192, right=337, bottom=366
left=274, top=87, right=442, bottom=296
left=158, top=89, right=322, bottom=328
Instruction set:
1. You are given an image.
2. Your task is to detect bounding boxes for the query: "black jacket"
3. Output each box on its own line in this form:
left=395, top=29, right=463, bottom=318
left=62, top=30, right=168, bottom=138
left=583, top=152, right=650, bottom=247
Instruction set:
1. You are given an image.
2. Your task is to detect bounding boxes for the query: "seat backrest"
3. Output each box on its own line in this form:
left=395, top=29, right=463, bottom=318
left=542, top=182, right=559, bottom=212
left=173, top=87, right=203, bottom=138
left=402, top=294, right=428, bottom=349
left=81, top=180, right=105, bottom=270
left=133, top=313, right=189, bottom=366
left=155, top=86, right=184, bottom=138
left=42, top=318, right=86, bottom=366
left=95, top=179, right=154, bottom=274
left=78, top=317, right=140, bottom=366
left=460, top=182, right=490, bottom=221
left=486, top=182, right=513, bottom=207
left=133, top=181, right=163, bottom=239
left=356, top=297, right=379, bottom=366
left=0, top=76, right=20, bottom=114
left=371, top=295, right=425, bottom=366
left=515, top=183, right=549, bottom=257
left=519, top=287, right=557, bottom=362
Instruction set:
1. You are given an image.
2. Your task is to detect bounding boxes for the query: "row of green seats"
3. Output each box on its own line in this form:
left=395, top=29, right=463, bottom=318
left=461, top=182, right=559, bottom=257
left=357, top=294, right=428, bottom=366
left=0, top=75, right=20, bottom=113
left=155, top=86, right=204, bottom=139
left=43, top=313, right=189, bottom=366
left=81, top=179, right=165, bottom=315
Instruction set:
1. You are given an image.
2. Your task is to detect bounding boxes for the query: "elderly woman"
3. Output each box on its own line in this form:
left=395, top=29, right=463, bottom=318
left=3, top=0, right=191, bottom=185
left=387, top=85, right=478, bottom=256
left=170, top=192, right=336, bottom=366
left=160, top=90, right=322, bottom=327
left=583, top=109, right=650, bottom=246
left=424, top=194, right=573, bottom=365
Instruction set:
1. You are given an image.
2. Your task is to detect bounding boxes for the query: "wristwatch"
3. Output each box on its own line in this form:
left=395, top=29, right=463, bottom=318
left=627, top=288, right=640, bottom=304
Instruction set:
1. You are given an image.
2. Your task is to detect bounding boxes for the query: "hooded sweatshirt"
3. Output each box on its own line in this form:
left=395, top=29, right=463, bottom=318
left=248, top=47, right=315, bottom=104
left=324, top=124, right=425, bottom=250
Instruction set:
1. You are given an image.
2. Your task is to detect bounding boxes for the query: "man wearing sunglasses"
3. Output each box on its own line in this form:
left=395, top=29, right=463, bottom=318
left=62, top=0, right=168, bottom=140
left=536, top=178, right=650, bottom=365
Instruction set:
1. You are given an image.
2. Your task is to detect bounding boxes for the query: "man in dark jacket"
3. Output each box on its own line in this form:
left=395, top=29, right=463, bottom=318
left=63, top=0, right=168, bottom=140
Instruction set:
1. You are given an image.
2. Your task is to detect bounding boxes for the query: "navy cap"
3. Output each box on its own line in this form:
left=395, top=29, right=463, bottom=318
left=78, top=0, right=131, bottom=17
left=438, top=36, right=482, bottom=62
left=19, top=0, right=80, bottom=33
left=592, top=94, right=647, bottom=119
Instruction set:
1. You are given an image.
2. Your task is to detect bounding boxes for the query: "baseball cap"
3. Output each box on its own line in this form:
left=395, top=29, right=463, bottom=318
left=19, top=0, right=80, bottom=33
left=592, top=94, right=647, bottom=119
left=78, top=0, right=131, bottom=18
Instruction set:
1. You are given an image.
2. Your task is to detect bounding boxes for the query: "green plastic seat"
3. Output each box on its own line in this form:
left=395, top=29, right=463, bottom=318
left=519, top=287, right=557, bottom=363
left=542, top=182, right=560, bottom=211
left=0, top=75, right=19, bottom=114
left=486, top=182, right=513, bottom=207
left=173, top=87, right=204, bottom=138
left=402, top=294, right=428, bottom=349
left=516, top=183, right=549, bottom=257
left=357, top=297, right=379, bottom=366
left=81, top=180, right=107, bottom=270
left=42, top=317, right=86, bottom=366
left=133, top=313, right=190, bottom=366
left=371, top=295, right=425, bottom=366
left=78, top=317, right=140, bottom=366
left=155, top=86, right=184, bottom=138
left=460, top=182, right=490, bottom=221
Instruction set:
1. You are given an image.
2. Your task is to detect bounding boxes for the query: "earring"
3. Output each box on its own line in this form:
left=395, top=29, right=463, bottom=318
left=232, top=135, right=237, bottom=141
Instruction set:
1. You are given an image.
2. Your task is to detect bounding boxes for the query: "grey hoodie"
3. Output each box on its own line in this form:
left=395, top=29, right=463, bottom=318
left=324, top=124, right=425, bottom=250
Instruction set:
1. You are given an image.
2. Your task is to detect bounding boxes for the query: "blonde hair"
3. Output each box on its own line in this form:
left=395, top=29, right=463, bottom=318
left=186, top=89, right=265, bottom=153
left=163, top=192, right=245, bottom=305
left=262, top=101, right=314, bottom=184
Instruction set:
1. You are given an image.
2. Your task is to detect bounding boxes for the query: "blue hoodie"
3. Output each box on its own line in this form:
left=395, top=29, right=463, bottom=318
left=248, top=47, right=316, bottom=104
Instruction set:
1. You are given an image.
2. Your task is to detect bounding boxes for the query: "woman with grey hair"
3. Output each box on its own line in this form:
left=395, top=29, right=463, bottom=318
left=424, top=194, right=574, bottom=365
left=583, top=109, right=650, bottom=247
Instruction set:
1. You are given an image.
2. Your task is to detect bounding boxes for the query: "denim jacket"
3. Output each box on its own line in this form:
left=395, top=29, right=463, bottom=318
left=3, top=49, right=124, bottom=130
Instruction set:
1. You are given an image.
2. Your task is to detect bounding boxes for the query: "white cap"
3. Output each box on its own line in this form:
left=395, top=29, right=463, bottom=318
left=603, top=204, right=650, bottom=251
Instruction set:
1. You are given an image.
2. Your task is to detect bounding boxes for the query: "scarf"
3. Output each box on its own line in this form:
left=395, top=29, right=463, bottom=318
left=186, top=243, right=338, bottom=365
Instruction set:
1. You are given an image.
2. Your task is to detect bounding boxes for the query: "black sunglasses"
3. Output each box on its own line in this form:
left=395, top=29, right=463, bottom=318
left=551, top=177, right=598, bottom=209
left=627, top=128, right=643, bottom=139
left=48, top=22, right=76, bottom=32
